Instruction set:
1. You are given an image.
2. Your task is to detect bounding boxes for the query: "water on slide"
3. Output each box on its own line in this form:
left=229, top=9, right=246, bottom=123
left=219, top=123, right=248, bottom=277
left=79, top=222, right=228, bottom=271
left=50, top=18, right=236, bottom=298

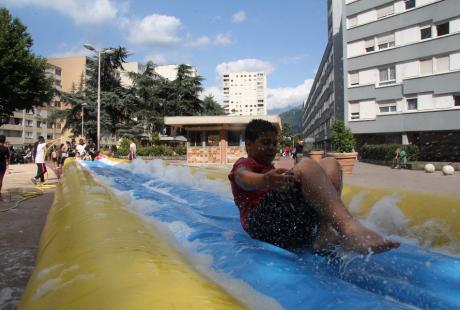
left=82, top=159, right=460, bottom=310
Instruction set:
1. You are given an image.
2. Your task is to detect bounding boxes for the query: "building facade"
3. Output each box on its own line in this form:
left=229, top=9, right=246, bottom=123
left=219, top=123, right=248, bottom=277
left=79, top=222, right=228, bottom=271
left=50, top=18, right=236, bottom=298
left=119, top=62, right=147, bottom=87
left=343, top=0, right=460, bottom=159
left=0, top=63, right=64, bottom=146
left=154, top=64, right=197, bottom=81
left=302, top=0, right=344, bottom=149
left=165, top=115, right=280, bottom=164
left=303, top=0, right=460, bottom=160
left=47, top=56, right=89, bottom=92
left=222, top=72, right=267, bottom=116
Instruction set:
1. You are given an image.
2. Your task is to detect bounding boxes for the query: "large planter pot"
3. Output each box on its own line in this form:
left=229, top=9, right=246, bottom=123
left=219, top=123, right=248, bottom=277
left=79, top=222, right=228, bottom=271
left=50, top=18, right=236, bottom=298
left=307, top=150, right=325, bottom=162
left=326, top=152, right=358, bottom=175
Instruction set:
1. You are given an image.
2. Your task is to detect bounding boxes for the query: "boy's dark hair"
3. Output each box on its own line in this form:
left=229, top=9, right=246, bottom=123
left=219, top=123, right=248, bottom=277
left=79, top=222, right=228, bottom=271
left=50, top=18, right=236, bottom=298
left=0, top=135, right=5, bottom=143
left=38, top=136, right=44, bottom=142
left=244, top=119, right=278, bottom=142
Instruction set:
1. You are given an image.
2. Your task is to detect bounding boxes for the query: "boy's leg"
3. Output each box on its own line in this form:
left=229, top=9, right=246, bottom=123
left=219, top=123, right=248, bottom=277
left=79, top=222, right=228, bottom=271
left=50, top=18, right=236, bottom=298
left=292, top=159, right=399, bottom=253
left=317, top=158, right=342, bottom=194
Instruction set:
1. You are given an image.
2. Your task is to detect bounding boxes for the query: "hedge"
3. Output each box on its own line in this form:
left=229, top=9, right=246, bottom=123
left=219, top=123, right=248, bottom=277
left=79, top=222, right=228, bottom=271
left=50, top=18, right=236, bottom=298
left=117, top=145, right=186, bottom=157
left=361, top=144, right=419, bottom=161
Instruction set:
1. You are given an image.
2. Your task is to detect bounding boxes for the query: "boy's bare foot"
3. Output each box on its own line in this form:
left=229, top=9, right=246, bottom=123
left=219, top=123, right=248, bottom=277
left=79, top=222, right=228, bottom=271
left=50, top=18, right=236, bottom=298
left=341, top=222, right=400, bottom=254
left=312, top=223, right=341, bottom=253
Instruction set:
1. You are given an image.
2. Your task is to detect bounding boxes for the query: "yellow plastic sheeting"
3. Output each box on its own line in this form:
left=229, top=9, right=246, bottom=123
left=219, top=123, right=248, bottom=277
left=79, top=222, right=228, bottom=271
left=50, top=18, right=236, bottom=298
left=342, top=185, right=460, bottom=251
left=20, top=159, right=244, bottom=310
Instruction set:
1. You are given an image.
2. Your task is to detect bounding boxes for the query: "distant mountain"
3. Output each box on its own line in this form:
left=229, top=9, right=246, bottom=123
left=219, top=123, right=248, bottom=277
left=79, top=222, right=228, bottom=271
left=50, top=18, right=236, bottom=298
left=267, top=103, right=302, bottom=116
left=279, top=106, right=303, bottom=135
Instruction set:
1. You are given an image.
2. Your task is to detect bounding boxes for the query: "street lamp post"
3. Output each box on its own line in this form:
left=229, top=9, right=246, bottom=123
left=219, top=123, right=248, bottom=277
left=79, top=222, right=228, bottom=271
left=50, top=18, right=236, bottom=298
left=81, top=102, right=87, bottom=138
left=83, top=43, right=114, bottom=150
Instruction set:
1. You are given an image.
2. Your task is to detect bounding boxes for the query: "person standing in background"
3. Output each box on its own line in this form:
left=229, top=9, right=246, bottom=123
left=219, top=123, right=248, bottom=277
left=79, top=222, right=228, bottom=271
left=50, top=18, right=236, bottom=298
left=0, top=135, right=10, bottom=197
left=31, top=136, right=47, bottom=185
left=128, top=139, right=137, bottom=160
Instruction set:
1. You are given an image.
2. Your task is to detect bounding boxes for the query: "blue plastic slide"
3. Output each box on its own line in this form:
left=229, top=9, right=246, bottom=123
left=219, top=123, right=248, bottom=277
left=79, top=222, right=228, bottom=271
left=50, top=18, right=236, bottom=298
left=84, top=161, right=460, bottom=310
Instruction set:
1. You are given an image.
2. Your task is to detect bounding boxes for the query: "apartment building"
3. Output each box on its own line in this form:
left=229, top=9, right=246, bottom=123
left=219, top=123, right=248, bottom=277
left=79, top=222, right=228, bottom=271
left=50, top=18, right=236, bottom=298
left=222, top=72, right=267, bottom=116
left=0, top=63, right=64, bottom=146
left=119, top=62, right=146, bottom=87
left=154, top=64, right=197, bottom=81
left=302, top=0, right=344, bottom=148
left=47, top=56, right=89, bottom=92
left=343, top=0, right=460, bottom=157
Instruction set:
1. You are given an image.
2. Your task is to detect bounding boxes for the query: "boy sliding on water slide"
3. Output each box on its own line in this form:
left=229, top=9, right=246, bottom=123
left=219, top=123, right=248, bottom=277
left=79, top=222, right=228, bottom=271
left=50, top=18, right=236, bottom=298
left=228, top=119, right=399, bottom=254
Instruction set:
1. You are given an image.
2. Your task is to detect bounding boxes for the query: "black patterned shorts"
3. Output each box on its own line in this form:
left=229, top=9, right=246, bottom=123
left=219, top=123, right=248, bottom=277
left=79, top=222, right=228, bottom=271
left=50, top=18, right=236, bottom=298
left=247, top=183, right=319, bottom=250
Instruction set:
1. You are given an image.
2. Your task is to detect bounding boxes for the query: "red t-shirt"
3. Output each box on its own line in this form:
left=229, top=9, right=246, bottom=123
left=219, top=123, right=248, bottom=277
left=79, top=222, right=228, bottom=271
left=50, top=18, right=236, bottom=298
left=228, top=157, right=274, bottom=230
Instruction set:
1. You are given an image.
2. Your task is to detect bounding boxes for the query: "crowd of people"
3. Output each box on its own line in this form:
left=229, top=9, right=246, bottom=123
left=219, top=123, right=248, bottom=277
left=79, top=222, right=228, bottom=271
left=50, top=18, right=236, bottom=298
left=30, top=137, right=102, bottom=184
left=280, top=140, right=304, bottom=164
left=0, top=135, right=138, bottom=193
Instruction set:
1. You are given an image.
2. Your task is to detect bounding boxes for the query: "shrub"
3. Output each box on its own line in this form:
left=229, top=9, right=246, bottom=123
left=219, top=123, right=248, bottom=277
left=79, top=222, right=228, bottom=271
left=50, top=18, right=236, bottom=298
left=361, top=144, right=419, bottom=161
left=331, top=120, right=356, bottom=153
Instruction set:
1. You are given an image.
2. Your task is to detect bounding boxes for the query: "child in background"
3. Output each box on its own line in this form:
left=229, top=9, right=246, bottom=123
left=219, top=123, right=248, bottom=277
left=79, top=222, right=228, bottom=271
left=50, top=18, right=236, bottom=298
left=228, top=119, right=399, bottom=254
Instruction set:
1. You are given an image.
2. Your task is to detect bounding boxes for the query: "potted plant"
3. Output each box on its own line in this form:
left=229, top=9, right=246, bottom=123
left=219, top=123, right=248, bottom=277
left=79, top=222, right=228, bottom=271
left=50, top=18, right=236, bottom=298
left=307, top=147, right=324, bottom=162
left=327, top=120, right=358, bottom=175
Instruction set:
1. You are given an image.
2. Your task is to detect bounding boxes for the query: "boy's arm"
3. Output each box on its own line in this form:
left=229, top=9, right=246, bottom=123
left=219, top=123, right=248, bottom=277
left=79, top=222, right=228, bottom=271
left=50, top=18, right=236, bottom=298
left=234, top=167, right=297, bottom=192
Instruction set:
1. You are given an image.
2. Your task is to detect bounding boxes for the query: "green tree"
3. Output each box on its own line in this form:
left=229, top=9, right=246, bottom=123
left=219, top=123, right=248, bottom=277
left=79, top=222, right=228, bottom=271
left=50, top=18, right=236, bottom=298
left=173, top=64, right=204, bottom=116
left=0, top=8, right=53, bottom=125
left=331, top=119, right=356, bottom=153
left=50, top=47, right=140, bottom=143
left=202, top=95, right=225, bottom=115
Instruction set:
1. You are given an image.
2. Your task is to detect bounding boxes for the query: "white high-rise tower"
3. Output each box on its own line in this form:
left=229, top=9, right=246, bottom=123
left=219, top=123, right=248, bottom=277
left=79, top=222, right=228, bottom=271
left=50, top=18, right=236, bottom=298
left=222, top=72, right=267, bottom=116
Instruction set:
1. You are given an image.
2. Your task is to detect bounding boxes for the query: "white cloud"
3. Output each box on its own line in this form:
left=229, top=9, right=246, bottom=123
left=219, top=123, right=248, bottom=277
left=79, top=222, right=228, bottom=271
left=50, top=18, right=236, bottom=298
left=125, top=14, right=182, bottom=46
left=4, top=0, right=118, bottom=24
left=201, top=86, right=223, bottom=104
left=145, top=52, right=168, bottom=65
left=267, top=79, right=313, bottom=110
left=186, top=36, right=211, bottom=47
left=47, top=42, right=92, bottom=58
left=232, top=11, right=247, bottom=23
left=216, top=59, right=274, bottom=76
left=144, top=51, right=188, bottom=66
left=214, top=33, right=233, bottom=46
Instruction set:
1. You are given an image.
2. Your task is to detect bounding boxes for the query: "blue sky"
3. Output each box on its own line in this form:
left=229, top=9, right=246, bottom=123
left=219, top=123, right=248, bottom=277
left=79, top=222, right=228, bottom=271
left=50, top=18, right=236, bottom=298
left=1, top=0, right=328, bottom=111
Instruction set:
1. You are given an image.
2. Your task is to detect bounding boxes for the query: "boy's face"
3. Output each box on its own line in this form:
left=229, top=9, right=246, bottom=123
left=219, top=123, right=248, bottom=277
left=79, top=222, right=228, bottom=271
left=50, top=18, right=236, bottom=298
left=246, top=131, right=277, bottom=165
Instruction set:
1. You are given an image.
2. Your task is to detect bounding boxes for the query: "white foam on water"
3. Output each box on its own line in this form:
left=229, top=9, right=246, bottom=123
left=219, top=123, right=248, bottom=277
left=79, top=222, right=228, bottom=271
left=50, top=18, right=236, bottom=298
left=362, top=194, right=409, bottom=236
left=358, top=193, right=460, bottom=258
left=118, top=159, right=232, bottom=198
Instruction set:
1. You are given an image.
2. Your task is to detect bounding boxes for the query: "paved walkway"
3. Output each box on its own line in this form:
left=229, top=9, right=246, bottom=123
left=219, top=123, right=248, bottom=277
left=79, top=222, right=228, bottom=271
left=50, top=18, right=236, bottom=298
left=0, top=164, right=57, bottom=310
left=275, top=157, right=460, bottom=196
left=0, top=160, right=459, bottom=309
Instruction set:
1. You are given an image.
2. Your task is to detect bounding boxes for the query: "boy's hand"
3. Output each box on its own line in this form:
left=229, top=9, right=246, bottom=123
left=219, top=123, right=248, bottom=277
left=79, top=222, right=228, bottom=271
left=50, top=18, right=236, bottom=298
left=264, top=168, right=297, bottom=191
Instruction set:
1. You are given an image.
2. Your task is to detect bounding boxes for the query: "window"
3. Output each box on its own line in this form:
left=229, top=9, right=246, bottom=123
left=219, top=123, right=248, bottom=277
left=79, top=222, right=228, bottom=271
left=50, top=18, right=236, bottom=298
left=25, top=120, right=34, bottom=127
left=348, top=16, right=358, bottom=28
left=435, top=56, right=449, bottom=73
left=454, top=95, right=460, bottom=107
left=349, top=72, right=359, bottom=86
left=377, top=34, right=395, bottom=50
left=379, top=66, right=396, bottom=85
left=349, top=102, right=360, bottom=120
left=378, top=102, right=397, bottom=113
left=405, top=0, right=416, bottom=10
left=407, top=98, right=418, bottom=110
left=365, top=38, right=375, bottom=53
left=377, top=4, right=394, bottom=19
left=436, top=22, right=450, bottom=36
left=420, top=58, right=433, bottom=75
left=379, top=106, right=397, bottom=113
left=420, top=25, right=432, bottom=40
